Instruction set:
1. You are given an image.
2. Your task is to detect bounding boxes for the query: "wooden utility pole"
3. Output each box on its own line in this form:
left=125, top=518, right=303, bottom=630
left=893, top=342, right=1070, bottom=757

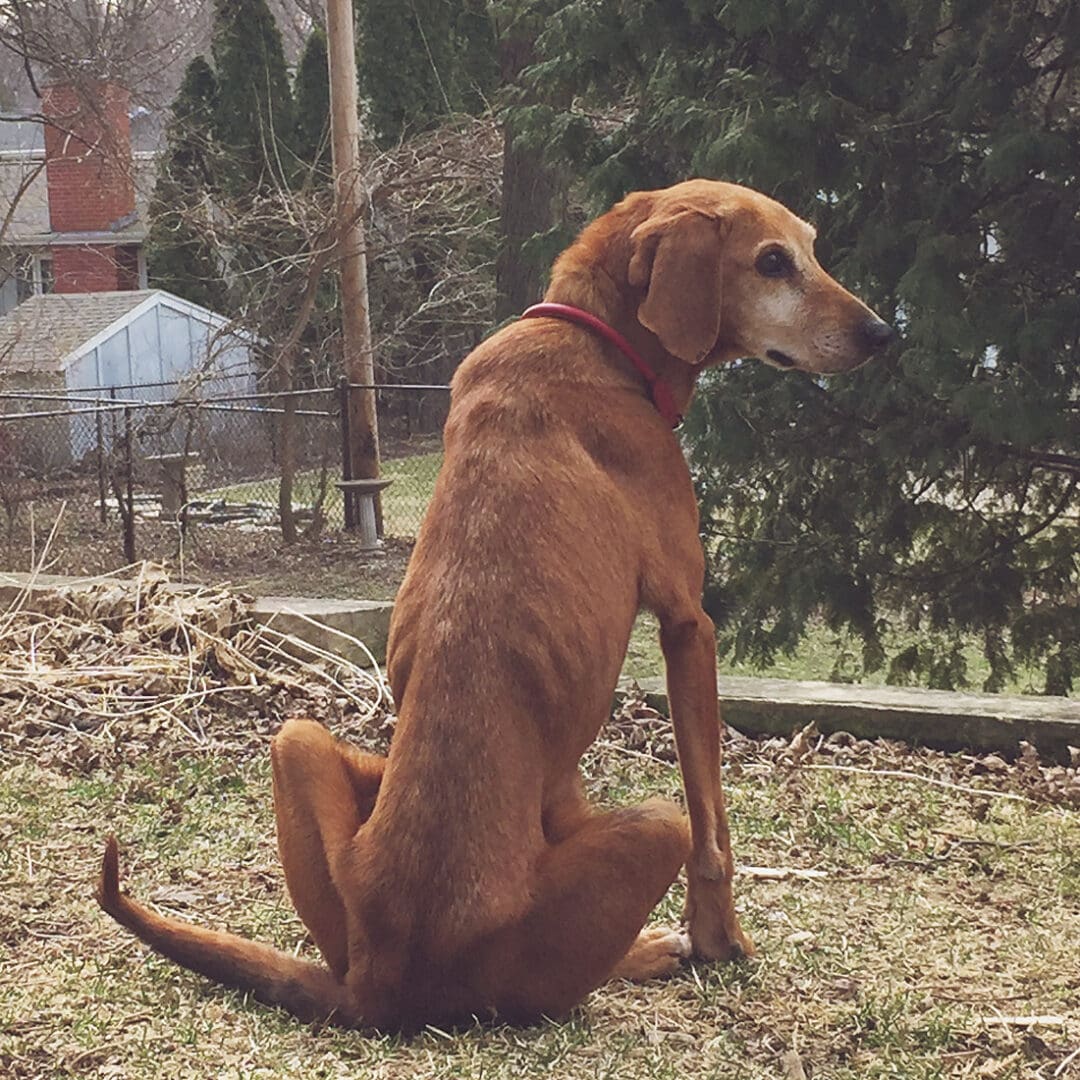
left=325, top=0, right=381, bottom=528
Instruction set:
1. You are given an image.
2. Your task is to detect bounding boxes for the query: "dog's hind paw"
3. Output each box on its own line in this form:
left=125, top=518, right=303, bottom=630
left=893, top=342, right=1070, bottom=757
left=607, top=926, right=691, bottom=983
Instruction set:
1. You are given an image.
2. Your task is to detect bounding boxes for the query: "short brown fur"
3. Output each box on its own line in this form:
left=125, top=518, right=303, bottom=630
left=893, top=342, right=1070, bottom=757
left=96, top=180, right=890, bottom=1031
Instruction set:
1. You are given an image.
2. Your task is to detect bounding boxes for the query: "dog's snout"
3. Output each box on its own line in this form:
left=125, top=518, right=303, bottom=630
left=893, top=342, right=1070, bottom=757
left=859, top=318, right=895, bottom=351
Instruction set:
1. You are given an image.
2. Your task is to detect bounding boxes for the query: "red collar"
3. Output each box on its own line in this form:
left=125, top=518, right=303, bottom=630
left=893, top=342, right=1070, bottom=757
left=521, top=303, right=683, bottom=428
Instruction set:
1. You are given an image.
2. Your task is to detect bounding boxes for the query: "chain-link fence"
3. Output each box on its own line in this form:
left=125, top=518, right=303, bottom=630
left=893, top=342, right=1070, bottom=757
left=0, top=380, right=449, bottom=568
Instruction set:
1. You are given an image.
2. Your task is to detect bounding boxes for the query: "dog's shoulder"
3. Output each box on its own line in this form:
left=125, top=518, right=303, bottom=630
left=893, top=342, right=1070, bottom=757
left=453, top=317, right=605, bottom=388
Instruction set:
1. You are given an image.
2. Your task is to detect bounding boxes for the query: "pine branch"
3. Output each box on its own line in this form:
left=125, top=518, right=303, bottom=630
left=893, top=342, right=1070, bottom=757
left=1002, top=446, right=1080, bottom=477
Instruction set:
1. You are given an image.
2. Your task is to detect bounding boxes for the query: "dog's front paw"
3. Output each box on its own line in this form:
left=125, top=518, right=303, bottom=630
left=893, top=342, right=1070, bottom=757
left=689, top=919, right=755, bottom=962
left=684, top=887, right=755, bottom=962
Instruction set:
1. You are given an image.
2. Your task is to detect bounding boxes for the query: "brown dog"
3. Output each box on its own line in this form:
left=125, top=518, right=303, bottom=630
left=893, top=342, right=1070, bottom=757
left=96, top=179, right=892, bottom=1031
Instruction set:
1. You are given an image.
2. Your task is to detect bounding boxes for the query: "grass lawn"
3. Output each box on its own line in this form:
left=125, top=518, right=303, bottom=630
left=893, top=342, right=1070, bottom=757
left=199, top=451, right=443, bottom=539
left=624, top=612, right=1055, bottom=696
left=4, top=455, right=1075, bottom=1077
left=1, top=707, right=1077, bottom=1078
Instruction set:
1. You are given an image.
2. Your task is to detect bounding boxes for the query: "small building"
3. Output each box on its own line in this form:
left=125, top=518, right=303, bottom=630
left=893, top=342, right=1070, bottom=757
left=0, top=289, right=258, bottom=469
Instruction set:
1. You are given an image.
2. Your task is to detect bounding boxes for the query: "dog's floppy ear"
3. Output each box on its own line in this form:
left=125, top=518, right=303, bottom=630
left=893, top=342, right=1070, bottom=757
left=628, top=208, right=726, bottom=364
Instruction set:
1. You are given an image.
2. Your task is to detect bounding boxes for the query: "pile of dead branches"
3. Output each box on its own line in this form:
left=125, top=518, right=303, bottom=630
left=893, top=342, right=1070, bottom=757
left=0, top=564, right=392, bottom=770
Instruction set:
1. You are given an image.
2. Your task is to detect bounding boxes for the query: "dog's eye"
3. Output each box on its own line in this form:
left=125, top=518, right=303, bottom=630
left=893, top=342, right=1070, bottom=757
left=755, top=249, right=793, bottom=278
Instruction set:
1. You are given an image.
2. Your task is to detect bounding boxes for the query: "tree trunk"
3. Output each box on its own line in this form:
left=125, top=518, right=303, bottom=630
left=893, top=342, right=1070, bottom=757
left=494, top=32, right=562, bottom=322
left=277, top=386, right=298, bottom=545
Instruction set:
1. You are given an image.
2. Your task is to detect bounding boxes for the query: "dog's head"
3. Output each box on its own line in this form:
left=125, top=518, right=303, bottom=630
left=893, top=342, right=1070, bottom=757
left=626, top=179, right=893, bottom=374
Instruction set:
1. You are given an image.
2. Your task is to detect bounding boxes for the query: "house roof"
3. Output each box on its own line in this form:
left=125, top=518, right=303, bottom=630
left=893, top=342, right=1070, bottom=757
left=0, top=290, right=154, bottom=373
left=0, top=290, right=246, bottom=375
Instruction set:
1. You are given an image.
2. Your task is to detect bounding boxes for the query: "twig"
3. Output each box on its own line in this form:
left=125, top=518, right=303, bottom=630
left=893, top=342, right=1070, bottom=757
left=592, top=739, right=669, bottom=764
left=931, top=830, right=1043, bottom=852
left=1054, top=1045, right=1080, bottom=1077
left=781, top=1048, right=808, bottom=1080
left=739, top=866, right=829, bottom=881
left=252, top=608, right=388, bottom=712
left=802, top=763, right=1038, bottom=804
left=978, top=1015, right=1068, bottom=1028
left=251, top=626, right=383, bottom=719
left=257, top=604, right=388, bottom=685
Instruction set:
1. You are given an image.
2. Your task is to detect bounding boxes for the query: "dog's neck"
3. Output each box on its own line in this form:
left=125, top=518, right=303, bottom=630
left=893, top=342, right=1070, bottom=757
left=542, top=212, right=701, bottom=422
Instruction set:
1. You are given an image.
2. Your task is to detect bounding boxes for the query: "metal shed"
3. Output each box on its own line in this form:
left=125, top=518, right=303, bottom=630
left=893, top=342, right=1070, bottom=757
left=0, top=289, right=258, bottom=467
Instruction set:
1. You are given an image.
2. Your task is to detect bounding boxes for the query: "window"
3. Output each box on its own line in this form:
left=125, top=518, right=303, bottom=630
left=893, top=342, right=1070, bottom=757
left=13, top=251, right=54, bottom=303
left=15, top=253, right=34, bottom=303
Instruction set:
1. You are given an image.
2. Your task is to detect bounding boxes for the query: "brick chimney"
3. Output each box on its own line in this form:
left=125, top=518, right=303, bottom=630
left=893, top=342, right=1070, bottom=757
left=42, top=80, right=140, bottom=293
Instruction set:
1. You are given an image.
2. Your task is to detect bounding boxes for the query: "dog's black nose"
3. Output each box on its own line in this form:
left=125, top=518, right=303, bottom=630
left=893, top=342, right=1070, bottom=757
left=860, top=318, right=895, bottom=351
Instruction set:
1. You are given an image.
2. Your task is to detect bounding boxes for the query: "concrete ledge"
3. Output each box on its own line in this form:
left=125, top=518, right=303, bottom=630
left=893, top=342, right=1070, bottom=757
left=618, top=676, right=1080, bottom=762
left=1, top=571, right=393, bottom=670
left=249, top=596, right=393, bottom=668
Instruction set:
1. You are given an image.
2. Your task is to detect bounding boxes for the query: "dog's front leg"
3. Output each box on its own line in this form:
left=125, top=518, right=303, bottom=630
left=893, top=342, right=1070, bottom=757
left=660, top=610, right=755, bottom=961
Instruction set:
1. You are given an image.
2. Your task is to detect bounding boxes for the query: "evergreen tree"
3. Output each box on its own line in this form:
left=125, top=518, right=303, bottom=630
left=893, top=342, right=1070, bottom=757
left=524, top=0, right=1080, bottom=693
left=454, top=0, right=499, bottom=115
left=210, top=0, right=295, bottom=190
left=355, top=0, right=499, bottom=146
left=146, top=56, right=226, bottom=310
left=294, top=27, right=332, bottom=182
left=356, top=0, right=456, bottom=145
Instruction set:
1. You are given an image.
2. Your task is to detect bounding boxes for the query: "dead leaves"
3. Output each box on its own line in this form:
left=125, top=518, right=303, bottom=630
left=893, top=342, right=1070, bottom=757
left=0, top=567, right=390, bottom=769
left=610, top=695, right=1080, bottom=810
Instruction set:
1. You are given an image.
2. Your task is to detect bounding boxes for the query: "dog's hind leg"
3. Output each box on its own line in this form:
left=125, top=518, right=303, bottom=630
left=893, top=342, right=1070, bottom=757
left=472, top=797, right=690, bottom=1022
left=271, top=718, right=385, bottom=978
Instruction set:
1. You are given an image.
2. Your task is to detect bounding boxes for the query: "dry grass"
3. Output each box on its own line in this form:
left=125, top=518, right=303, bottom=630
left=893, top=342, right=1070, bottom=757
left=1, top=583, right=1078, bottom=1079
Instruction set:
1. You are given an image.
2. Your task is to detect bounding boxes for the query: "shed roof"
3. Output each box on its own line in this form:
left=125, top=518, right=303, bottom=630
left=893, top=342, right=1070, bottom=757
left=0, top=290, right=244, bottom=375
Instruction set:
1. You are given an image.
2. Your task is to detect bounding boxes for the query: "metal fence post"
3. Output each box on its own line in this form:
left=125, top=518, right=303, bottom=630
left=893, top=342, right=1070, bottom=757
left=338, top=377, right=355, bottom=529
left=95, top=404, right=107, bottom=524
left=122, top=405, right=136, bottom=563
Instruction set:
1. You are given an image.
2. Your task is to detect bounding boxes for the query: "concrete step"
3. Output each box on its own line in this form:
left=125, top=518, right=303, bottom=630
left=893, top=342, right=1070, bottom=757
left=249, top=596, right=392, bottom=669
left=0, top=570, right=112, bottom=608
left=618, top=675, right=1080, bottom=762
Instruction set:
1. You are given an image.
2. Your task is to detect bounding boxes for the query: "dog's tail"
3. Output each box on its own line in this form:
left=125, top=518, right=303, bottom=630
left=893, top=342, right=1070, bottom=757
left=95, top=836, right=359, bottom=1027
